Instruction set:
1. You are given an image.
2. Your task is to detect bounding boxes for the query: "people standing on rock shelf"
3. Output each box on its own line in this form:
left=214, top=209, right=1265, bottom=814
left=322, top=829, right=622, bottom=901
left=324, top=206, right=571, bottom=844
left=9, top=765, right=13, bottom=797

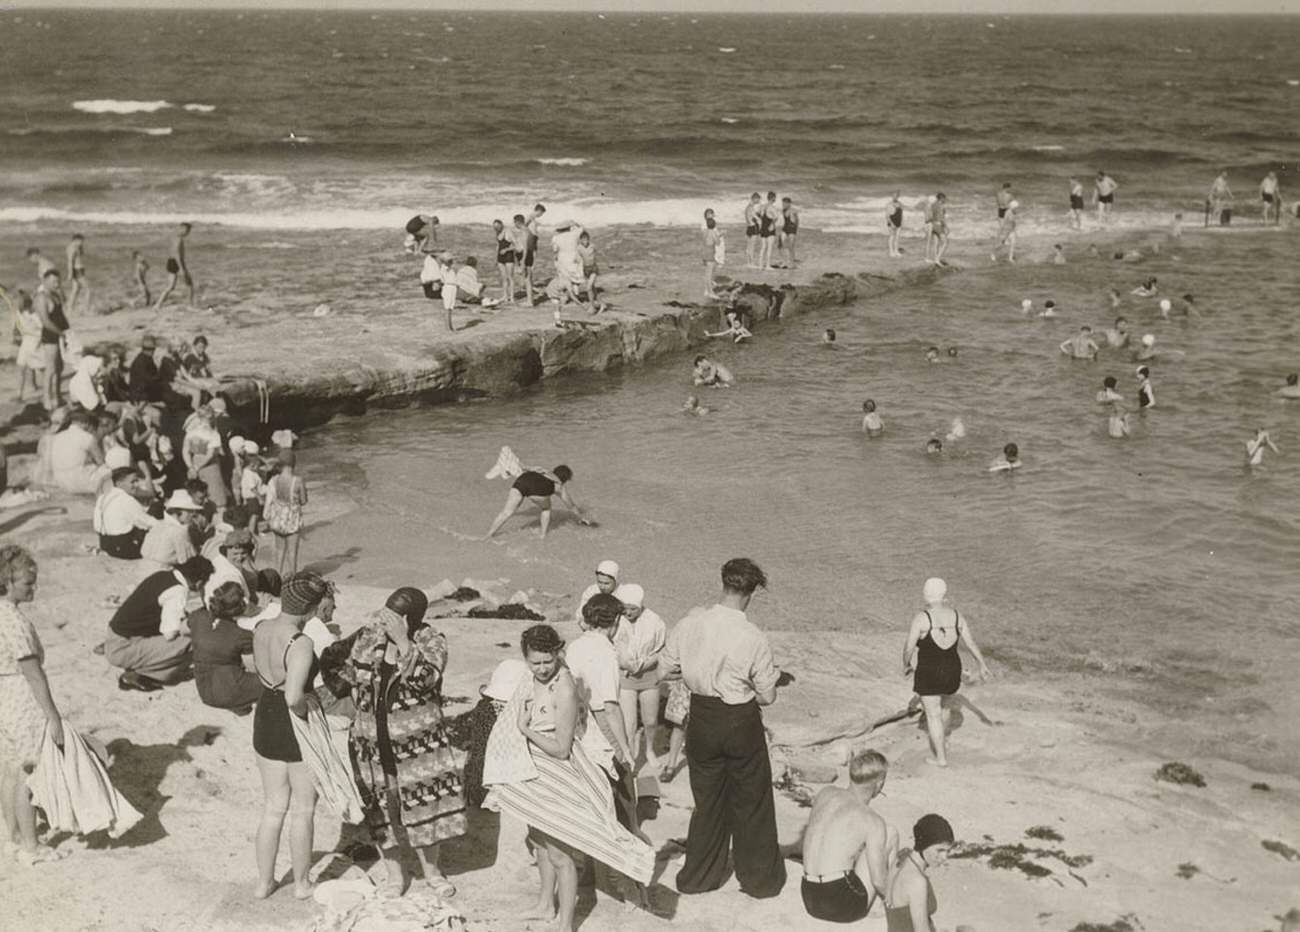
left=660, top=557, right=785, bottom=899
left=886, top=192, right=904, bottom=257
left=756, top=191, right=779, bottom=272
left=800, top=749, right=899, bottom=924
left=1093, top=171, right=1118, bottom=223
left=1260, top=171, right=1281, bottom=224
left=902, top=578, right=992, bottom=768
left=780, top=196, right=799, bottom=268
left=264, top=450, right=307, bottom=577
left=521, top=203, right=546, bottom=305
left=744, top=192, right=763, bottom=268
left=484, top=464, right=589, bottom=540
left=885, top=813, right=955, bottom=932
left=927, top=194, right=950, bottom=267
left=154, top=222, right=194, bottom=310
left=492, top=218, right=517, bottom=305
left=33, top=266, right=68, bottom=413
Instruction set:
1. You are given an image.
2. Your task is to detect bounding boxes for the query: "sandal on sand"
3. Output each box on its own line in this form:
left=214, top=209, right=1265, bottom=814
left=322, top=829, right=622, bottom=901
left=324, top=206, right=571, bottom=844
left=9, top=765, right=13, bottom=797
left=424, top=873, right=456, bottom=898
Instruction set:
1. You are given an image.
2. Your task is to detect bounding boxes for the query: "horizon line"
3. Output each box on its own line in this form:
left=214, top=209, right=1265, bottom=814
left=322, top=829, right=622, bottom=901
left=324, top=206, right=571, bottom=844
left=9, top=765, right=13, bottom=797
left=9, top=5, right=1299, bottom=13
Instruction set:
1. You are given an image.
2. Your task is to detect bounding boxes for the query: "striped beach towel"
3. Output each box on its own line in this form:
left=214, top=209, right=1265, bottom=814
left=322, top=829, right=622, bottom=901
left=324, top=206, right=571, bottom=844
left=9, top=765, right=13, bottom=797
left=290, top=693, right=366, bottom=825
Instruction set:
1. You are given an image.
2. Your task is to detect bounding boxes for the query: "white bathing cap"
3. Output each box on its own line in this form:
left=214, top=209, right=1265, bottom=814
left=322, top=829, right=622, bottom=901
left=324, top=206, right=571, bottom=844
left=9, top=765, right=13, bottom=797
left=614, top=583, right=644, bottom=607
left=923, top=577, right=947, bottom=603
left=1142, top=334, right=1155, bottom=347
left=1008, top=200, right=1020, bottom=210
left=1159, top=299, right=1172, bottom=312
left=1021, top=298, right=1032, bottom=311
left=596, top=560, right=620, bottom=579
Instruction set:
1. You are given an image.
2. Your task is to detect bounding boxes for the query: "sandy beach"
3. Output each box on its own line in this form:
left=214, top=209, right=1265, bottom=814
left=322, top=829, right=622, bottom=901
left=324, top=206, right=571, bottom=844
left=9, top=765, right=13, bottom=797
left=3, top=214, right=1299, bottom=932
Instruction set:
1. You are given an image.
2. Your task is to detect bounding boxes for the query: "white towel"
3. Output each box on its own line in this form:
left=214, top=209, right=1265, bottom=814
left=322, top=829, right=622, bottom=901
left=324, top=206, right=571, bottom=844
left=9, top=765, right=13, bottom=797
left=28, top=720, right=143, bottom=839
left=289, top=693, right=366, bottom=824
left=484, top=446, right=524, bottom=481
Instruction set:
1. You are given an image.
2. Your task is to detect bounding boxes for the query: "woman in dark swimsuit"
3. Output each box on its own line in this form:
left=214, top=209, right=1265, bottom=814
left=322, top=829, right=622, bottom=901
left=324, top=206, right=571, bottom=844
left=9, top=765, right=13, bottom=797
left=886, top=192, right=905, bottom=257
left=885, top=814, right=954, bottom=932
left=484, top=464, right=588, bottom=540
left=250, top=572, right=329, bottom=900
left=492, top=218, right=516, bottom=306
left=903, top=578, right=991, bottom=767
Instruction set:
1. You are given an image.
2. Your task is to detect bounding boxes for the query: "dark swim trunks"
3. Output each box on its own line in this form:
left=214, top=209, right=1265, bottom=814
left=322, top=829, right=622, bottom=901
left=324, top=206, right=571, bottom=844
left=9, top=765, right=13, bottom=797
left=166, top=258, right=180, bottom=274
left=746, top=223, right=761, bottom=237
left=1262, top=192, right=1275, bottom=204
left=888, top=208, right=903, bottom=229
left=997, top=207, right=1007, bottom=219
left=405, top=215, right=427, bottom=235
left=1099, top=193, right=1114, bottom=205
left=512, top=471, right=556, bottom=498
left=801, top=873, right=871, bottom=923
left=1070, top=195, right=1085, bottom=210
left=524, top=233, right=539, bottom=268
left=422, top=281, right=442, bottom=300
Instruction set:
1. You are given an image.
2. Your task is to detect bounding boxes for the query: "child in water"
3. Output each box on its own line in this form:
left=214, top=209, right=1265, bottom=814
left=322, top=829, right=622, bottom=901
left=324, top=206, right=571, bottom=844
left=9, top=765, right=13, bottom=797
left=681, top=395, right=710, bottom=416
left=822, top=328, right=837, bottom=345
left=1108, top=403, right=1131, bottom=439
left=1131, top=277, right=1158, bottom=297
left=925, top=346, right=941, bottom=364
left=1245, top=428, right=1280, bottom=467
left=1096, top=375, right=1123, bottom=404
left=989, top=442, right=1021, bottom=473
left=1052, top=243, right=1066, bottom=265
left=1040, top=300, right=1059, bottom=318
left=861, top=400, right=884, bottom=436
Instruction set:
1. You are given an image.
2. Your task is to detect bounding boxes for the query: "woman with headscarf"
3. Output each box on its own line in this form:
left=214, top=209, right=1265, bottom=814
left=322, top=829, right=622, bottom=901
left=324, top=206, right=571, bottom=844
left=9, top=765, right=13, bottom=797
left=321, top=587, right=465, bottom=896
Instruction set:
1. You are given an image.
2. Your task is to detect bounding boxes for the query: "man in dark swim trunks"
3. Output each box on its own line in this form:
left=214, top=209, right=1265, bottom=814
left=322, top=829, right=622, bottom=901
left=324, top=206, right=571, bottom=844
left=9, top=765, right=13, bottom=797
left=800, top=749, right=899, bottom=924
left=779, top=197, right=799, bottom=268
left=1093, top=171, right=1118, bottom=224
left=483, top=464, right=587, bottom=539
left=744, top=192, right=762, bottom=268
left=758, top=191, right=779, bottom=271
left=522, top=203, right=546, bottom=304
left=885, top=192, right=904, bottom=257
left=154, top=222, right=194, bottom=310
left=995, top=182, right=1013, bottom=220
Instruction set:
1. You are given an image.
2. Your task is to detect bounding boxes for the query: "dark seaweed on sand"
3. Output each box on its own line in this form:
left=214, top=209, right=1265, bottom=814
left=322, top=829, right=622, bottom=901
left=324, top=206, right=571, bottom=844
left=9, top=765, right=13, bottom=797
left=1153, top=761, right=1205, bottom=787
left=1069, top=919, right=1137, bottom=932
left=1261, top=839, right=1299, bottom=861
left=449, top=586, right=481, bottom=601
left=467, top=603, right=545, bottom=621
left=952, top=840, right=1093, bottom=883
left=1025, top=825, right=1064, bottom=842
left=1175, top=862, right=1200, bottom=879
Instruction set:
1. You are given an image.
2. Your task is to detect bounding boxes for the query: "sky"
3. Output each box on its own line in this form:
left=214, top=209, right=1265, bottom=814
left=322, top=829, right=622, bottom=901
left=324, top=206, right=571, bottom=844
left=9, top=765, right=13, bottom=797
left=8, top=0, right=1298, bottom=13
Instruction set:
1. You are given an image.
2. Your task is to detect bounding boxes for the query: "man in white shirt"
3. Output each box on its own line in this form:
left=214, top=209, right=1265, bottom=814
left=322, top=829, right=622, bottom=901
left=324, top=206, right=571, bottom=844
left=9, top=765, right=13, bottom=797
left=140, top=489, right=202, bottom=572
left=613, top=583, right=667, bottom=771
left=566, top=592, right=638, bottom=832
left=105, top=556, right=213, bottom=691
left=660, top=557, right=784, bottom=900
left=574, top=559, right=619, bottom=622
left=94, top=467, right=158, bottom=559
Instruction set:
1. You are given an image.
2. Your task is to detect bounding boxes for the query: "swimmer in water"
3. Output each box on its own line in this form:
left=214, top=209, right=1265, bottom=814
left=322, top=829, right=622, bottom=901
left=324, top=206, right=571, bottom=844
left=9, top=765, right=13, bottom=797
left=1052, top=243, right=1066, bottom=265
left=822, top=328, right=838, bottom=346
left=1159, top=298, right=1172, bottom=319
left=1096, top=375, right=1123, bottom=404
left=1105, top=317, right=1130, bottom=349
left=1131, top=277, right=1158, bottom=298
left=988, top=442, right=1021, bottom=473
left=681, top=395, right=710, bottom=416
left=1245, top=428, right=1280, bottom=467
left=1181, top=293, right=1200, bottom=318
left=944, top=417, right=966, bottom=443
left=925, top=346, right=940, bottom=364
left=1171, top=211, right=1183, bottom=240
left=1020, top=298, right=1034, bottom=316
left=1275, top=373, right=1300, bottom=399
left=861, top=399, right=884, bottom=436
left=1134, top=334, right=1159, bottom=362
left=1108, top=288, right=1122, bottom=309
left=946, top=346, right=958, bottom=359
left=885, top=192, right=904, bottom=258
left=1039, top=300, right=1059, bottom=318
left=1136, top=366, right=1155, bottom=409
left=1107, top=402, right=1131, bottom=439
left=707, top=310, right=752, bottom=343
left=692, top=354, right=734, bottom=388
left=991, top=200, right=1018, bottom=263
left=926, top=438, right=943, bottom=456
left=1059, top=325, right=1099, bottom=360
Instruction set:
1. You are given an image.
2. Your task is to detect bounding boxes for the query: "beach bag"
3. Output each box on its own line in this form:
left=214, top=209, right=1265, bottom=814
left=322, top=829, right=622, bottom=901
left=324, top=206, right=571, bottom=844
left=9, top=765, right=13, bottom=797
left=28, top=720, right=143, bottom=839
left=482, top=678, right=539, bottom=786
left=264, top=475, right=302, bottom=535
left=289, top=692, right=366, bottom=824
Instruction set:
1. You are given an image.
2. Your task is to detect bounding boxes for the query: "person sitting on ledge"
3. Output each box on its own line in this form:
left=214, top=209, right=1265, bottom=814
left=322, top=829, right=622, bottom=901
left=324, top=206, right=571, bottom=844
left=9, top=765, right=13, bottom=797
left=106, top=555, right=213, bottom=692
left=93, top=467, right=159, bottom=560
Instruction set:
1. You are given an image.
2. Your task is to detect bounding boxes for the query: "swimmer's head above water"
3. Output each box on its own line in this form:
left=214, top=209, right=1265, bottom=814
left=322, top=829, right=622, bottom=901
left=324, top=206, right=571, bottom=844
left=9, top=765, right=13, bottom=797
left=947, top=346, right=958, bottom=358
left=862, top=399, right=877, bottom=413
left=1003, top=442, right=1019, bottom=462
left=823, top=328, right=836, bottom=343
left=1288, top=374, right=1299, bottom=387
left=925, top=346, right=940, bottom=363
left=926, top=438, right=943, bottom=455
left=1103, top=376, right=1118, bottom=390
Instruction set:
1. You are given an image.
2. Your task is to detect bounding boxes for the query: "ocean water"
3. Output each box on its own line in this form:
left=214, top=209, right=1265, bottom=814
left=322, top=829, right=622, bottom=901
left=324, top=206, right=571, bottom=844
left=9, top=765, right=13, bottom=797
left=2, top=10, right=1298, bottom=236
left=303, top=229, right=1300, bottom=773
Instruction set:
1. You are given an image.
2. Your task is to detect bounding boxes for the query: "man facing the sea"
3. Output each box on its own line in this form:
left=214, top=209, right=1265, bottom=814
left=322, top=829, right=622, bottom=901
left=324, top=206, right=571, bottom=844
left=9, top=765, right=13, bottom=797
left=154, top=222, right=194, bottom=310
left=660, top=557, right=785, bottom=900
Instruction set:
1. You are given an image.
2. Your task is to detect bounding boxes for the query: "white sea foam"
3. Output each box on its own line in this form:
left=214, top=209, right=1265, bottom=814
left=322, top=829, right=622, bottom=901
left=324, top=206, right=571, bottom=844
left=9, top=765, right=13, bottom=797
left=183, top=103, right=216, bottom=113
left=828, top=64, right=845, bottom=70
left=1288, top=79, right=1299, bottom=86
left=718, top=47, right=736, bottom=53
left=1032, top=145, right=1065, bottom=152
left=535, top=157, right=589, bottom=167
left=73, top=99, right=172, bottom=114
left=721, top=117, right=739, bottom=124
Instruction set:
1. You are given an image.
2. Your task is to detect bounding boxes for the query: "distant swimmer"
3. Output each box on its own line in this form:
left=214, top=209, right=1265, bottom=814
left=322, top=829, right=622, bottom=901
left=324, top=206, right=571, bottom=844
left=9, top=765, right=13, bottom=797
left=153, top=222, right=194, bottom=310
left=758, top=191, right=780, bottom=271
left=925, top=346, right=941, bottom=364
left=1096, top=375, right=1123, bottom=404
left=779, top=196, right=799, bottom=268
left=707, top=310, right=752, bottom=343
left=1134, top=334, right=1159, bottom=362
left=1136, top=366, right=1155, bottom=409
left=925, top=438, right=944, bottom=456
left=1093, top=171, right=1118, bottom=223
left=484, top=464, right=589, bottom=540
left=1260, top=171, right=1281, bottom=224
left=991, top=200, right=1018, bottom=264
left=946, top=346, right=958, bottom=359
left=928, top=193, right=950, bottom=267
left=744, top=192, right=762, bottom=268
left=1052, top=243, right=1066, bottom=265
left=132, top=250, right=151, bottom=308
left=1208, top=170, right=1232, bottom=225
left=1067, top=176, right=1085, bottom=230
left=1170, top=211, right=1183, bottom=239
left=681, top=395, right=710, bottom=416
left=1131, top=277, right=1158, bottom=298
left=988, top=442, right=1021, bottom=473
left=1181, top=293, right=1201, bottom=318
left=822, top=328, right=838, bottom=346
left=1275, top=373, right=1300, bottom=399
left=995, top=182, right=1013, bottom=219
left=944, top=418, right=965, bottom=442
left=1019, top=298, right=1033, bottom=316
left=65, top=233, right=91, bottom=314
left=861, top=399, right=884, bottom=436
left=1039, top=300, right=1059, bottom=318
left=1059, top=325, right=1099, bottom=360
left=885, top=192, right=904, bottom=258
left=1245, top=428, right=1280, bottom=467
left=692, top=354, right=734, bottom=388
left=1107, top=402, right=1131, bottom=439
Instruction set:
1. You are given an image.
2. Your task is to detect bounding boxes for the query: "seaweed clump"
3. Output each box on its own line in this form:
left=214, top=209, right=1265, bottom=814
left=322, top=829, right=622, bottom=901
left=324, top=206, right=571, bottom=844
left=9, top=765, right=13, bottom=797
left=951, top=840, right=1092, bottom=883
left=1069, top=918, right=1137, bottom=932
left=1154, top=762, right=1205, bottom=787
left=1026, top=825, right=1064, bottom=843
left=467, top=603, right=545, bottom=621
left=1261, top=839, right=1299, bottom=861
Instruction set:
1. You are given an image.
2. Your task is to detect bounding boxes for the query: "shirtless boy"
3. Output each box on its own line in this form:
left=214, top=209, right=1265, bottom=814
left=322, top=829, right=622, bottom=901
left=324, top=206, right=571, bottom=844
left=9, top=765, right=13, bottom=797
left=758, top=191, right=780, bottom=271
left=991, top=200, right=1018, bottom=263
left=1093, top=171, right=1118, bottom=223
left=132, top=251, right=151, bottom=307
left=66, top=233, right=91, bottom=314
left=744, top=192, right=762, bottom=268
left=154, top=222, right=194, bottom=309
left=800, top=749, right=899, bottom=925
left=1059, top=325, right=1099, bottom=361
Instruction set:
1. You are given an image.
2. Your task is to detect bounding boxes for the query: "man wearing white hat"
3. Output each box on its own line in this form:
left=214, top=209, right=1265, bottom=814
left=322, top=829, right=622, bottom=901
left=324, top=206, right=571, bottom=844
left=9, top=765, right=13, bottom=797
left=139, top=489, right=204, bottom=573
left=613, top=583, right=667, bottom=771
left=574, top=560, right=619, bottom=623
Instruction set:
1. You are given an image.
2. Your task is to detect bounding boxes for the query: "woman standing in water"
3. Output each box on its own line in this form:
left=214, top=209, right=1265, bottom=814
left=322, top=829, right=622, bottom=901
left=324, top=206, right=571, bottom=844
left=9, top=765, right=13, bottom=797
left=903, top=578, right=991, bottom=767
left=322, top=587, right=466, bottom=896
left=483, top=624, right=654, bottom=931
left=885, top=814, right=955, bottom=931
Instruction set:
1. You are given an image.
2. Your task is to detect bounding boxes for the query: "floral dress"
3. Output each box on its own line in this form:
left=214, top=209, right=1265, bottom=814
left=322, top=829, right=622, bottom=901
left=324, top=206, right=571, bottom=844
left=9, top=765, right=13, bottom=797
left=322, top=615, right=466, bottom=849
left=0, top=600, right=48, bottom=765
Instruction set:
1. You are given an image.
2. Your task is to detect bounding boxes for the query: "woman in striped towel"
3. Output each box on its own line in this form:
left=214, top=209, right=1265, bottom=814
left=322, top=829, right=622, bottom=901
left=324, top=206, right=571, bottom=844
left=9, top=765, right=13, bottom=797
left=484, top=624, right=655, bottom=931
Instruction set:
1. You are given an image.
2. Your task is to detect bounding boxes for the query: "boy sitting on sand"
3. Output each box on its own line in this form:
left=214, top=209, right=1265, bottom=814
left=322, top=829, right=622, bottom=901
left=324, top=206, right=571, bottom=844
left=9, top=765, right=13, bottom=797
left=799, top=749, right=899, bottom=924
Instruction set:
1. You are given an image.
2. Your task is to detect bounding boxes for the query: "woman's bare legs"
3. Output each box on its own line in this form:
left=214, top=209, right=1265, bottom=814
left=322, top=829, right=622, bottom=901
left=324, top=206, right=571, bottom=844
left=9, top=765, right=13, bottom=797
left=522, top=828, right=557, bottom=920
left=286, top=531, right=301, bottom=577
left=537, top=507, right=552, bottom=539
left=638, top=687, right=661, bottom=768
left=254, top=755, right=291, bottom=898
left=549, top=837, right=579, bottom=932
left=416, top=843, right=453, bottom=895
left=485, top=488, right=524, bottom=539
left=919, top=695, right=950, bottom=767
left=286, top=761, right=317, bottom=898
left=618, top=688, right=640, bottom=762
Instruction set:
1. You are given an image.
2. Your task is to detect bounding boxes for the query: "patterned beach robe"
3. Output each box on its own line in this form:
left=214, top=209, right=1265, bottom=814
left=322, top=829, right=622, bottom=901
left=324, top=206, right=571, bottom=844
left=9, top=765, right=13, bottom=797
left=323, top=615, right=467, bottom=849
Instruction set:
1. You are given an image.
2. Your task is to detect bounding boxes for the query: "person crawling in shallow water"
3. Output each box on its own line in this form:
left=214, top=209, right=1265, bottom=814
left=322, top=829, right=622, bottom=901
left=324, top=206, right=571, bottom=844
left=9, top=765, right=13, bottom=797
left=988, top=442, right=1021, bottom=473
left=692, top=354, right=734, bottom=388
left=1275, top=373, right=1300, bottom=400
left=706, top=310, right=752, bottom=343
left=861, top=399, right=884, bottom=436
left=681, top=395, right=710, bottom=416
left=1245, top=428, right=1280, bottom=467
left=1131, top=277, right=1158, bottom=297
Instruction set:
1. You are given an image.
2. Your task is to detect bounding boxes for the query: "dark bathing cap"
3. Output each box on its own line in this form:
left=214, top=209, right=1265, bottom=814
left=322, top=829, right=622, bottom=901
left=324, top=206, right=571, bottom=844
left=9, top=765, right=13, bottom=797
left=914, top=813, right=955, bottom=852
